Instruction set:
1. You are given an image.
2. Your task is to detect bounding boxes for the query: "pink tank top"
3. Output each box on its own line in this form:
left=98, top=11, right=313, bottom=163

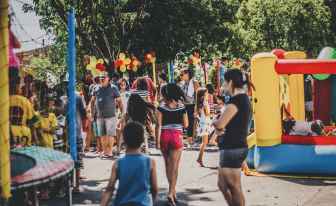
left=9, top=29, right=20, bottom=67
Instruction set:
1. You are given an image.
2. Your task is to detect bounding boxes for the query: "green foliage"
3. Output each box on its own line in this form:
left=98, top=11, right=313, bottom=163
left=228, top=0, right=331, bottom=58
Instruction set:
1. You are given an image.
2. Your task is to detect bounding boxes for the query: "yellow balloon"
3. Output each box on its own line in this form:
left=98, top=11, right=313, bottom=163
left=95, top=69, right=101, bottom=75
left=150, top=57, right=156, bottom=63
left=86, top=65, right=91, bottom=70
left=147, top=54, right=152, bottom=59
left=90, top=61, right=96, bottom=67
left=97, top=58, right=104, bottom=64
left=196, top=58, right=201, bottom=63
left=193, top=61, right=198, bottom=66
left=127, top=65, right=130, bottom=70
left=120, top=65, right=126, bottom=73
left=193, top=57, right=197, bottom=62
left=119, top=53, right=126, bottom=60
left=124, top=58, right=131, bottom=65
left=133, top=60, right=139, bottom=66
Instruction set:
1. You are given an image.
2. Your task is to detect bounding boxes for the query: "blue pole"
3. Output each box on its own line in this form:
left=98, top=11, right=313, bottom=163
left=171, top=60, right=174, bottom=82
left=68, top=7, right=77, bottom=161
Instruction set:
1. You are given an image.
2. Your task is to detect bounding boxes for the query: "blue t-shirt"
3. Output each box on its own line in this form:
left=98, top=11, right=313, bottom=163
left=219, top=63, right=227, bottom=82
left=115, top=154, right=152, bottom=206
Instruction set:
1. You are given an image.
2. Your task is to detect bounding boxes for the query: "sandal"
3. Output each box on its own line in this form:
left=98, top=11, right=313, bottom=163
left=90, top=148, right=97, bottom=152
left=84, top=149, right=90, bottom=152
left=40, top=195, right=49, bottom=200
left=80, top=175, right=87, bottom=179
left=72, top=188, right=80, bottom=194
left=56, top=192, right=66, bottom=198
left=164, top=196, right=176, bottom=206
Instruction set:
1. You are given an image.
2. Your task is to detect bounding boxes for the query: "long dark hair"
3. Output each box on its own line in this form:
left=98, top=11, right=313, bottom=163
left=205, top=83, right=215, bottom=95
left=282, top=119, right=296, bottom=135
left=224, top=69, right=255, bottom=94
left=136, top=77, right=148, bottom=91
left=196, top=87, right=208, bottom=116
left=127, top=93, right=155, bottom=126
left=161, top=83, right=186, bottom=103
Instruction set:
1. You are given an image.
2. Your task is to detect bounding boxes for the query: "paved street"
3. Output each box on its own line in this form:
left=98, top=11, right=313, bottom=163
left=39, top=139, right=336, bottom=206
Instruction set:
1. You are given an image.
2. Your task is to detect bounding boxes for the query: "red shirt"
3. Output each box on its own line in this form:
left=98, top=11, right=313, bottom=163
left=132, top=77, right=155, bottom=102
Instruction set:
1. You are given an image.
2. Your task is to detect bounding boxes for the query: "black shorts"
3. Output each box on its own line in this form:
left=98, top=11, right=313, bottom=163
left=219, top=148, right=249, bottom=168
left=185, top=104, right=195, bottom=137
left=75, top=136, right=84, bottom=169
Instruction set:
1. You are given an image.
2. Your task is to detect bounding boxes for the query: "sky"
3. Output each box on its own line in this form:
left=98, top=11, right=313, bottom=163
left=9, top=0, right=54, bottom=52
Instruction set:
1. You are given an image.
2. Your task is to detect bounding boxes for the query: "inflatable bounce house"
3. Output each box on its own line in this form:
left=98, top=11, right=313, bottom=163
left=246, top=48, right=336, bottom=174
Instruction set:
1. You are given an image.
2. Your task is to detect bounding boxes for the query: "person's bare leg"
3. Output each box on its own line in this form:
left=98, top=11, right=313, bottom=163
left=218, top=167, right=245, bottom=206
left=187, top=137, right=192, bottom=149
left=32, top=187, right=39, bottom=206
left=41, top=183, right=49, bottom=198
left=100, top=136, right=108, bottom=156
left=107, top=136, right=115, bottom=156
left=209, top=133, right=218, bottom=145
left=168, top=148, right=183, bottom=202
left=192, top=119, right=197, bottom=141
left=197, top=135, right=208, bottom=167
left=161, top=150, right=171, bottom=184
left=85, top=118, right=93, bottom=151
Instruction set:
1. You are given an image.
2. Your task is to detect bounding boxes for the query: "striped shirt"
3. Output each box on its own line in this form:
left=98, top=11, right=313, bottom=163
left=131, top=90, right=151, bottom=101
left=157, top=104, right=187, bottom=131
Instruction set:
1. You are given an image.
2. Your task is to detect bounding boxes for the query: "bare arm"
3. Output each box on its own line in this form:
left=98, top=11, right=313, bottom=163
left=155, top=111, right=162, bottom=149
left=101, top=161, right=118, bottom=206
left=182, top=113, right=189, bottom=128
left=150, top=159, right=158, bottom=202
left=29, top=125, right=39, bottom=145
left=90, top=96, right=96, bottom=116
left=116, top=97, right=124, bottom=118
left=193, top=80, right=200, bottom=93
left=146, top=96, right=151, bottom=103
left=212, top=104, right=238, bottom=130
left=204, top=105, right=214, bottom=118
left=119, top=115, right=127, bottom=149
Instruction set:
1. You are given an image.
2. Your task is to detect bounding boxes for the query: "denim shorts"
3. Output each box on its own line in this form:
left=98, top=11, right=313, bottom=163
left=97, top=117, right=116, bottom=136
left=219, top=148, right=249, bottom=168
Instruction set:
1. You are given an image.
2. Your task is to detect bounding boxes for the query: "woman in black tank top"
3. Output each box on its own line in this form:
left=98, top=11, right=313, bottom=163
left=212, top=69, right=255, bottom=206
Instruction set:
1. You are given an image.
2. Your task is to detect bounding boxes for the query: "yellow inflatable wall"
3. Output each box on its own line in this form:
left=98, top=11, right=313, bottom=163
left=251, top=53, right=282, bottom=146
left=285, top=51, right=306, bottom=121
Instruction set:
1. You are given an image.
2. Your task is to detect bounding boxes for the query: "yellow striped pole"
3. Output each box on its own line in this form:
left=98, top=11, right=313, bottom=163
left=0, top=0, right=11, bottom=198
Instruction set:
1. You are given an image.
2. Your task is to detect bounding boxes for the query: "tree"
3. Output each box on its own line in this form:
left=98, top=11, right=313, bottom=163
left=228, top=0, right=331, bottom=59
left=23, top=0, right=242, bottom=81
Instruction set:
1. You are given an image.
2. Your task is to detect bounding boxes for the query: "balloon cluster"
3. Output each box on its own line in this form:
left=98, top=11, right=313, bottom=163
left=234, top=60, right=241, bottom=67
left=188, top=53, right=201, bottom=66
left=145, top=52, right=156, bottom=63
left=114, top=53, right=141, bottom=73
left=86, top=56, right=106, bottom=76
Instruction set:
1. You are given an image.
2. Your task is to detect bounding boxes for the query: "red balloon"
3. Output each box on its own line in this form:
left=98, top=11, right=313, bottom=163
left=189, top=60, right=194, bottom=64
left=131, top=57, right=137, bottom=62
left=130, top=64, right=134, bottom=69
left=101, top=66, right=106, bottom=71
left=137, top=62, right=141, bottom=67
left=235, top=60, right=240, bottom=66
left=145, top=58, right=150, bottom=63
left=194, top=53, right=199, bottom=58
left=151, top=52, right=155, bottom=57
left=145, top=54, right=148, bottom=58
left=96, top=63, right=103, bottom=69
left=114, top=61, right=118, bottom=67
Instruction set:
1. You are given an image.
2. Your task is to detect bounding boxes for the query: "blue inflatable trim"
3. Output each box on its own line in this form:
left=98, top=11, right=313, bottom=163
left=246, top=145, right=255, bottom=168
left=254, top=144, right=336, bottom=174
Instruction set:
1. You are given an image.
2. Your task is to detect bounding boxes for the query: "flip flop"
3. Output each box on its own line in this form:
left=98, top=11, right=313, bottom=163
left=100, top=154, right=113, bottom=158
left=80, top=176, right=87, bottom=179
left=164, top=197, right=176, bottom=206
left=40, top=195, right=49, bottom=200
left=56, top=192, right=66, bottom=198
left=72, top=188, right=80, bottom=194
left=84, top=149, right=90, bottom=152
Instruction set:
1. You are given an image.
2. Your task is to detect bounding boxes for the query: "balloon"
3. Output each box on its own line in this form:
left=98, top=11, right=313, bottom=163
left=235, top=60, right=240, bottom=66
left=116, top=59, right=124, bottom=67
left=151, top=52, right=155, bottom=57
left=193, top=61, right=198, bottom=66
left=86, top=65, right=91, bottom=70
left=90, top=56, right=97, bottom=63
left=150, top=57, right=156, bottom=63
left=137, top=62, right=141, bottom=67
left=90, top=67, right=97, bottom=73
left=131, top=56, right=137, bottom=62
left=97, top=58, right=104, bottom=64
left=127, top=65, right=130, bottom=70
left=133, top=60, right=139, bottom=66
left=147, top=54, right=152, bottom=59
left=124, top=58, right=131, bottom=65
left=312, top=74, right=330, bottom=80
left=96, top=63, right=103, bottom=70
left=133, top=67, right=138, bottom=72
left=119, top=53, right=126, bottom=60
left=194, top=53, right=199, bottom=58
left=189, top=55, right=193, bottom=59
left=145, top=58, right=150, bottom=63
left=130, top=64, right=134, bottom=69
left=120, top=65, right=126, bottom=72
left=192, top=57, right=197, bottom=62
left=196, top=58, right=201, bottom=63
left=188, top=60, right=194, bottom=64
left=90, top=61, right=96, bottom=67
left=100, top=66, right=106, bottom=71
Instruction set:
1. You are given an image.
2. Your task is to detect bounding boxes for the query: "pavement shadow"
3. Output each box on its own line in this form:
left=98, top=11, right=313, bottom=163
left=272, top=176, right=336, bottom=186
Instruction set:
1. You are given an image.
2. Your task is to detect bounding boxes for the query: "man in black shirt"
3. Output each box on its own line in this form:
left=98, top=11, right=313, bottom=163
left=81, top=70, right=93, bottom=105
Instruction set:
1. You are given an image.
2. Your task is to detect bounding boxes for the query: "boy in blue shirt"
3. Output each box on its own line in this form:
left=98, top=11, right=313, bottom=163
left=101, top=122, right=158, bottom=206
